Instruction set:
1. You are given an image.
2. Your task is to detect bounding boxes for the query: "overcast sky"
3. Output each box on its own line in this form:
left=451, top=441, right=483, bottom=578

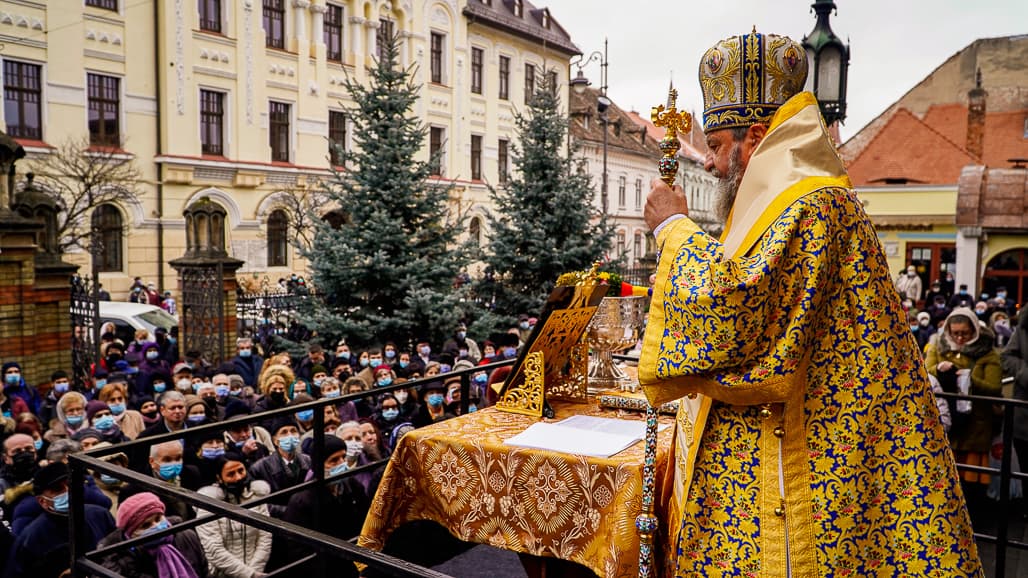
left=541, top=0, right=1027, bottom=142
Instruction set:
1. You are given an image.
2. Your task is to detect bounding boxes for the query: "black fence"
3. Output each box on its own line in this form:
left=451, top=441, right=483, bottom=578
left=67, top=358, right=516, bottom=578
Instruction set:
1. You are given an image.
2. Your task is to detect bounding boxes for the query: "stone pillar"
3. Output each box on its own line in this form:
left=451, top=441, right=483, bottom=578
left=291, top=0, right=309, bottom=54
left=349, top=16, right=365, bottom=65
left=365, top=18, right=380, bottom=66
left=310, top=3, right=327, bottom=57
left=0, top=134, right=77, bottom=386
left=169, top=198, right=244, bottom=365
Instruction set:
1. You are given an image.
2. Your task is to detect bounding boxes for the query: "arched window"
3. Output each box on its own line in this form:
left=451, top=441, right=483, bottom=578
left=469, top=216, right=482, bottom=248
left=92, top=204, right=122, bottom=272
left=267, top=209, right=289, bottom=267
left=982, top=248, right=1028, bottom=307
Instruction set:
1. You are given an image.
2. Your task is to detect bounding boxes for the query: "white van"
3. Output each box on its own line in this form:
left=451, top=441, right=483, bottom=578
left=98, top=302, right=178, bottom=344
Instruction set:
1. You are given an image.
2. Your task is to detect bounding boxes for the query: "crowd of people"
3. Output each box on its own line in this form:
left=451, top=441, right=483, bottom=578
left=897, top=266, right=1027, bottom=523
left=0, top=313, right=535, bottom=578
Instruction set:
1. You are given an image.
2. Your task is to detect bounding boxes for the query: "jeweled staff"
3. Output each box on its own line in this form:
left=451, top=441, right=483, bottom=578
left=650, top=82, right=693, bottom=186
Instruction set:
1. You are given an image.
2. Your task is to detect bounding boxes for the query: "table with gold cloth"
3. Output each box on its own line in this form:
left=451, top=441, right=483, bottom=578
left=358, top=401, right=673, bottom=578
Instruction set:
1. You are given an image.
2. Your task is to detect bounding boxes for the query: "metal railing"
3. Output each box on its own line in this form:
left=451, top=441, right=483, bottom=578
left=67, top=358, right=517, bottom=578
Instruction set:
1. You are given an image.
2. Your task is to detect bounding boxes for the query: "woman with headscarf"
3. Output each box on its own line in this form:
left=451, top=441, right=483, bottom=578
left=44, top=391, right=89, bottom=443
left=98, top=491, right=208, bottom=578
left=97, top=382, right=146, bottom=440
left=925, top=307, right=1003, bottom=511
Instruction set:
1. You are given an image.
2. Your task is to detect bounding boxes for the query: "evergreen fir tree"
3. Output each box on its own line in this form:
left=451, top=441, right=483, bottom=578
left=301, top=34, right=467, bottom=348
left=473, top=75, right=615, bottom=333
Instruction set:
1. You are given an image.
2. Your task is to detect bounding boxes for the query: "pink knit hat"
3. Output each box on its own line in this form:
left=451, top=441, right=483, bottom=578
left=116, top=491, right=165, bottom=537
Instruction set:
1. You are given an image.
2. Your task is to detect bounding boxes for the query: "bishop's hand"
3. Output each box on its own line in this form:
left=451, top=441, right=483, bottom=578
left=644, top=177, right=689, bottom=231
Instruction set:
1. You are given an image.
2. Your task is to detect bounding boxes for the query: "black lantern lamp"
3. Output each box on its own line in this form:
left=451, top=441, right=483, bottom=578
left=802, top=0, right=850, bottom=125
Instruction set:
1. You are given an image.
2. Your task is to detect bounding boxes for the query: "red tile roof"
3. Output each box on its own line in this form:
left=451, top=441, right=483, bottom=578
left=847, top=108, right=977, bottom=185
left=848, top=102, right=1028, bottom=186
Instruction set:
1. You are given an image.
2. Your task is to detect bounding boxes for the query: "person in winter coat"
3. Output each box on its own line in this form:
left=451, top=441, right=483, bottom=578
left=230, top=338, right=264, bottom=389
left=2, top=362, right=42, bottom=416
left=1001, top=305, right=1028, bottom=498
left=97, top=381, right=146, bottom=440
left=98, top=491, right=208, bottom=578
left=137, top=341, right=172, bottom=399
left=44, top=391, right=90, bottom=443
left=195, top=455, right=273, bottom=578
left=925, top=307, right=1003, bottom=505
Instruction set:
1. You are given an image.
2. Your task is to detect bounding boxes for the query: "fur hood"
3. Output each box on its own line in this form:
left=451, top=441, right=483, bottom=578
left=197, top=478, right=271, bottom=502
left=937, top=307, right=995, bottom=359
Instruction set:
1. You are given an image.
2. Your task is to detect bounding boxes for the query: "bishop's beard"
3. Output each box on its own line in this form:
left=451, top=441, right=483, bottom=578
left=712, top=142, right=744, bottom=225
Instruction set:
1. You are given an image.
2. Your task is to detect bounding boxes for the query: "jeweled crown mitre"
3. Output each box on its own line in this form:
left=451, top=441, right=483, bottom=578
left=699, top=28, right=808, bottom=132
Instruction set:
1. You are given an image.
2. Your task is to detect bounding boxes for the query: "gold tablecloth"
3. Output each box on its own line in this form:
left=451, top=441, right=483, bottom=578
left=358, top=401, right=673, bottom=578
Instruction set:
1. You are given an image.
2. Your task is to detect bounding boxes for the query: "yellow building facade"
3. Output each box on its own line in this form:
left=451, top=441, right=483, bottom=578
left=0, top=0, right=576, bottom=297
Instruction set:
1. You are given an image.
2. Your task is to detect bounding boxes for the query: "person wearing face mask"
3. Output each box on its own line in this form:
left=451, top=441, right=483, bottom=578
left=91, top=442, right=130, bottom=513
left=221, top=403, right=274, bottom=468
left=411, top=381, right=454, bottom=428
left=171, top=362, right=195, bottom=394
left=894, top=265, right=923, bottom=305
left=254, top=365, right=294, bottom=432
left=86, top=400, right=129, bottom=445
left=912, top=311, right=937, bottom=353
left=136, top=342, right=171, bottom=399
left=1, top=362, right=42, bottom=416
left=98, top=491, right=208, bottom=578
left=990, top=310, right=1013, bottom=349
left=289, top=393, right=317, bottom=434
left=372, top=365, right=396, bottom=389
left=231, top=337, right=265, bottom=388
left=355, top=348, right=385, bottom=388
left=137, top=396, right=161, bottom=427
left=516, top=313, right=534, bottom=345
left=120, top=440, right=201, bottom=522
left=96, top=381, right=145, bottom=440
left=37, top=370, right=70, bottom=427
left=317, top=377, right=359, bottom=423
left=196, top=455, right=272, bottom=578
left=413, top=339, right=437, bottom=374
left=373, top=393, right=403, bottom=435
left=333, top=421, right=383, bottom=495
left=48, top=390, right=89, bottom=442
left=248, top=416, right=311, bottom=518
left=282, top=435, right=367, bottom=578
left=0, top=433, right=40, bottom=523
left=5, top=462, right=115, bottom=578
left=442, top=323, right=482, bottom=365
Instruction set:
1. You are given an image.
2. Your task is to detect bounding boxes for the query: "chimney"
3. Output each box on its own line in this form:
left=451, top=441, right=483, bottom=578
left=966, top=68, right=987, bottom=162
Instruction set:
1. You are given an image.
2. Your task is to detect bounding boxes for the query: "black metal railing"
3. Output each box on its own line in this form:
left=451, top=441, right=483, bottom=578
left=67, top=358, right=517, bottom=578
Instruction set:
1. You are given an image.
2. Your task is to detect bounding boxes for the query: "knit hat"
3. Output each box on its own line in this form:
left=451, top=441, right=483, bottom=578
left=227, top=375, right=245, bottom=389
left=917, top=311, right=931, bottom=323
left=223, top=398, right=251, bottom=420
left=117, top=492, right=166, bottom=537
left=86, top=400, right=110, bottom=422
left=323, top=433, right=347, bottom=460
left=2, top=361, right=22, bottom=374
left=311, top=364, right=327, bottom=376
left=33, top=462, right=69, bottom=495
left=373, top=364, right=393, bottom=376
left=268, top=415, right=298, bottom=437
left=72, top=427, right=102, bottom=443
left=453, top=359, right=475, bottom=372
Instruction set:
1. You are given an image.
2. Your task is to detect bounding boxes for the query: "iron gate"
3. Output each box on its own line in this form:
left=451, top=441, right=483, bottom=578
left=236, top=276, right=316, bottom=352
left=179, top=263, right=225, bottom=365
left=69, top=275, right=100, bottom=391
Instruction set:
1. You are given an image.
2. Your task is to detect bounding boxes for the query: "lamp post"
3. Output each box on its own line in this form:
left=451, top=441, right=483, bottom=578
left=802, top=0, right=850, bottom=126
left=570, top=38, right=610, bottom=215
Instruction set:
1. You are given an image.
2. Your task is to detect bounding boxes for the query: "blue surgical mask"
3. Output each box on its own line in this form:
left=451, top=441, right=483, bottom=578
left=502, top=347, right=517, bottom=359
left=109, top=403, right=126, bottom=415
left=457, top=331, right=467, bottom=340
left=427, top=393, right=444, bottom=407
left=50, top=491, right=70, bottom=513
left=187, top=414, right=206, bottom=424
left=192, top=382, right=201, bottom=392
left=339, top=351, right=350, bottom=360
left=146, top=351, right=160, bottom=361
left=54, top=382, right=70, bottom=394
left=94, top=415, right=116, bottom=431
left=215, top=385, right=230, bottom=397
left=360, top=358, right=369, bottom=368
left=382, top=408, right=399, bottom=421
left=239, top=349, right=252, bottom=358
left=278, top=435, right=299, bottom=453
left=33, top=438, right=43, bottom=451
left=328, top=462, right=349, bottom=477
left=369, top=358, right=382, bottom=368
left=440, top=364, right=451, bottom=373
left=313, top=378, right=324, bottom=388
left=229, top=388, right=242, bottom=396
left=473, top=374, right=488, bottom=385
left=158, top=462, right=183, bottom=480
left=153, top=382, right=167, bottom=393
left=324, top=390, right=341, bottom=398
left=399, top=361, right=409, bottom=369
left=95, top=379, right=107, bottom=390
left=66, top=415, right=85, bottom=427
left=468, top=405, right=478, bottom=413
left=377, top=377, right=393, bottom=387
left=519, top=321, right=530, bottom=330
left=5, top=373, right=20, bottom=385
left=385, top=350, right=396, bottom=359
left=419, top=346, right=431, bottom=356
left=296, top=409, right=314, bottom=422
left=100, top=474, right=120, bottom=486
left=201, top=447, right=225, bottom=459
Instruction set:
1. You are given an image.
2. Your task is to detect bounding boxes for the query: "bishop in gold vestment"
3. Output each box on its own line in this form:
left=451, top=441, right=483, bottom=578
left=639, top=30, right=982, bottom=577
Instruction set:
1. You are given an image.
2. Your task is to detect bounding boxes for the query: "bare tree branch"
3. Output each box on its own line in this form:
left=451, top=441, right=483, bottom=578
left=28, top=136, right=143, bottom=253
left=269, top=179, right=332, bottom=252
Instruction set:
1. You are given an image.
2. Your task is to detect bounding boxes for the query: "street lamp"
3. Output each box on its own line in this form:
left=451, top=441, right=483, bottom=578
left=570, top=38, right=610, bottom=215
left=802, top=0, right=850, bottom=125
